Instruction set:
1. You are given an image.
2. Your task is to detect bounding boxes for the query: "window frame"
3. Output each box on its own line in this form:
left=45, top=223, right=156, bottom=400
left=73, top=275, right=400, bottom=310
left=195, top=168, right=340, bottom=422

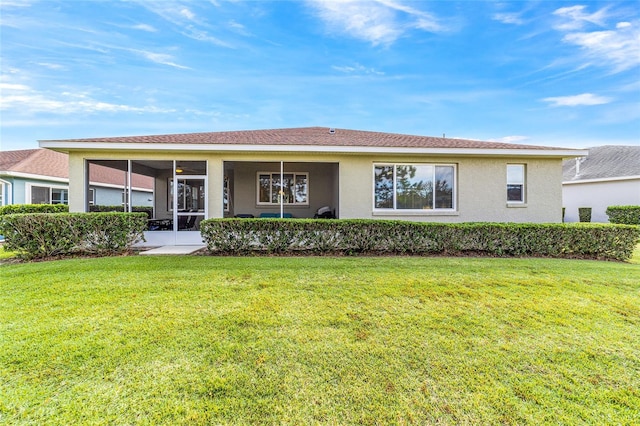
left=256, top=171, right=309, bottom=206
left=27, top=183, right=69, bottom=205
left=373, top=163, right=457, bottom=212
left=506, top=164, right=526, bottom=204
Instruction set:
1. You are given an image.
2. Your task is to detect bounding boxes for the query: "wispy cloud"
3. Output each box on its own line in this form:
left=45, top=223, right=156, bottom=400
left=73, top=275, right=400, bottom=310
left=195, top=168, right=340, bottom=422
left=542, top=93, right=613, bottom=107
left=132, top=49, right=191, bottom=70
left=490, top=135, right=530, bottom=144
left=552, top=5, right=639, bottom=72
left=132, top=1, right=233, bottom=48
left=132, top=23, right=157, bottom=32
left=307, top=0, right=444, bottom=46
left=0, top=79, right=174, bottom=114
left=562, top=23, right=640, bottom=72
left=492, top=13, right=524, bottom=25
left=332, top=63, right=384, bottom=75
left=553, top=5, right=609, bottom=31
left=37, top=62, right=65, bottom=70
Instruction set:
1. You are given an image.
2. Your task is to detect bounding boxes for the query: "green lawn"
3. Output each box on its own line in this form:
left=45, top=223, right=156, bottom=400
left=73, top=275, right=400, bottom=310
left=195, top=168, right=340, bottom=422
left=1, top=255, right=639, bottom=425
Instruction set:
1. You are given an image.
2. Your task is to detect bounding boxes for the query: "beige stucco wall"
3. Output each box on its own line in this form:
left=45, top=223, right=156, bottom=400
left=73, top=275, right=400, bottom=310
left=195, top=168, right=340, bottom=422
left=339, top=155, right=563, bottom=223
left=66, top=151, right=564, bottom=223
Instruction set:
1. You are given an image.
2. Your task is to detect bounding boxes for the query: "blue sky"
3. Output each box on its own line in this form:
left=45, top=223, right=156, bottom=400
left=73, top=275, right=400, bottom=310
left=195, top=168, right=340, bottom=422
left=1, top=0, right=639, bottom=150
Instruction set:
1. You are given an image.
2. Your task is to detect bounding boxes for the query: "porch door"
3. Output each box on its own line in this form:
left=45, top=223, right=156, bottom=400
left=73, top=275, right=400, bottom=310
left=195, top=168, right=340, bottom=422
left=174, top=172, right=207, bottom=245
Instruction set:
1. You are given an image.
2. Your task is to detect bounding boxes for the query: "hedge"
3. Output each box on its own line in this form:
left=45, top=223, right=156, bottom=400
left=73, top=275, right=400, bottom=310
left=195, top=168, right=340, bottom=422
left=606, top=206, right=640, bottom=225
left=0, top=212, right=147, bottom=260
left=0, top=204, right=68, bottom=215
left=89, top=205, right=154, bottom=218
left=200, top=219, right=640, bottom=261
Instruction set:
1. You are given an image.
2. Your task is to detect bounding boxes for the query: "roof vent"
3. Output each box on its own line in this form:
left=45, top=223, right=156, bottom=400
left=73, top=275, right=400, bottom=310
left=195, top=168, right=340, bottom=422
left=329, top=128, right=336, bottom=134
left=575, top=157, right=585, bottom=177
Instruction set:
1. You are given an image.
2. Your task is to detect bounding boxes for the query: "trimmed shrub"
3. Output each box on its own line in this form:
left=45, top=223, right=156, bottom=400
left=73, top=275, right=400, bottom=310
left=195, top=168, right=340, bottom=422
left=578, top=207, right=592, bottom=223
left=89, top=205, right=153, bottom=219
left=606, top=206, right=640, bottom=225
left=0, top=212, right=147, bottom=260
left=0, top=204, right=68, bottom=215
left=200, top=219, right=640, bottom=261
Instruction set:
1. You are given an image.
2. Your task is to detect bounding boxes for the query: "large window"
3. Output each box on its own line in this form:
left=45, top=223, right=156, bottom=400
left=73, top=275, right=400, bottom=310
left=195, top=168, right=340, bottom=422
left=30, top=185, right=68, bottom=205
left=507, top=164, right=525, bottom=203
left=374, top=164, right=455, bottom=210
left=257, top=172, right=308, bottom=205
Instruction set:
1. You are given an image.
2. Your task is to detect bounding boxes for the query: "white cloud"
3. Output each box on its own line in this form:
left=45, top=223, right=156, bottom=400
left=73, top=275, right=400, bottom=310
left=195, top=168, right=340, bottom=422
left=133, top=1, right=233, bottom=48
left=228, top=20, right=250, bottom=36
left=132, top=23, right=157, bottom=32
left=180, top=8, right=195, bottom=21
left=37, top=62, right=64, bottom=70
left=492, top=13, right=524, bottom=25
left=0, top=82, right=30, bottom=91
left=553, top=5, right=609, bottom=31
left=332, top=63, right=384, bottom=75
left=542, top=93, right=613, bottom=107
left=552, top=5, right=639, bottom=73
left=0, top=82, right=175, bottom=114
left=134, top=50, right=191, bottom=70
left=562, top=24, right=640, bottom=72
left=491, top=135, right=530, bottom=144
left=307, top=0, right=443, bottom=45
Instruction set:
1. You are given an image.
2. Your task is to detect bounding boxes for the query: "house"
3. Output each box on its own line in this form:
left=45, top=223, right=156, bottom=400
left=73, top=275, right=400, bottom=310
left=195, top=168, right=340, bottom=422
left=0, top=148, right=154, bottom=209
left=562, top=145, right=640, bottom=223
left=39, top=127, right=586, bottom=246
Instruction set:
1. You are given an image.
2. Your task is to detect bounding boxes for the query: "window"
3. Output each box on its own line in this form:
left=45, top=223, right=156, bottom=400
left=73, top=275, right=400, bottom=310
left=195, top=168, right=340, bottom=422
left=374, top=164, right=455, bottom=210
left=257, top=172, right=308, bottom=205
left=30, top=185, right=68, bottom=205
left=507, top=164, right=525, bottom=203
left=88, top=188, right=96, bottom=205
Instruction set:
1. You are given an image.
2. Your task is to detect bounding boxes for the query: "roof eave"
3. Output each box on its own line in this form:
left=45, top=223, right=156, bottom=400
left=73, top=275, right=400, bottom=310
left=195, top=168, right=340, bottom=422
left=563, top=175, right=640, bottom=184
left=39, top=141, right=588, bottom=158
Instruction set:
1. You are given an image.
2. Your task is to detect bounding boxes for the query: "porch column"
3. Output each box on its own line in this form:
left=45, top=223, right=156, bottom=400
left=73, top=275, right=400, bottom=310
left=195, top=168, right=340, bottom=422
left=207, top=158, right=224, bottom=218
left=68, top=153, right=86, bottom=212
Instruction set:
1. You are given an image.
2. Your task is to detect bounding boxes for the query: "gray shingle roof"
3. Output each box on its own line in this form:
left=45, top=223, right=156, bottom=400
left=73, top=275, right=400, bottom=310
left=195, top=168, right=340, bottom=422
left=563, top=145, right=640, bottom=181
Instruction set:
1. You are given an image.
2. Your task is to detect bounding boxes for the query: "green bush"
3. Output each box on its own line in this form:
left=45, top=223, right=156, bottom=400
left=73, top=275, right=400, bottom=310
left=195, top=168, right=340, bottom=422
left=0, top=204, right=68, bottom=215
left=89, top=205, right=153, bottom=219
left=200, top=219, right=640, bottom=261
left=0, top=212, right=147, bottom=260
left=606, top=206, right=640, bottom=225
left=578, top=207, right=592, bottom=223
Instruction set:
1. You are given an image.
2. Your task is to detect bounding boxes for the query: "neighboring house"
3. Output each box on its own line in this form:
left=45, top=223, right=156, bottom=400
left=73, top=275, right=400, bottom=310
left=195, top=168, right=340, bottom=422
left=562, top=145, right=640, bottom=223
left=39, top=127, right=586, bottom=246
left=0, top=148, right=154, bottom=209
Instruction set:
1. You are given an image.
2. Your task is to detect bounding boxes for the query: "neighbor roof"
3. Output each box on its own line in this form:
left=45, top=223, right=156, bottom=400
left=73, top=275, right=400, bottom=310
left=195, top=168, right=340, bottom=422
left=0, top=148, right=67, bottom=179
left=563, top=145, right=640, bottom=182
left=40, top=127, right=584, bottom=157
left=0, top=148, right=153, bottom=189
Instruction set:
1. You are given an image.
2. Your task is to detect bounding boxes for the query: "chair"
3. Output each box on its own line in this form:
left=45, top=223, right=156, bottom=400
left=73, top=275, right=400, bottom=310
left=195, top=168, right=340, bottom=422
left=185, top=215, right=197, bottom=230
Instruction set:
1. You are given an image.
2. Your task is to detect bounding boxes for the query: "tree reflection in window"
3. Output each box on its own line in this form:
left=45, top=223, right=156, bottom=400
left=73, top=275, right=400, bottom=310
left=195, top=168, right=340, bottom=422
left=374, top=165, right=394, bottom=208
left=374, top=164, right=455, bottom=210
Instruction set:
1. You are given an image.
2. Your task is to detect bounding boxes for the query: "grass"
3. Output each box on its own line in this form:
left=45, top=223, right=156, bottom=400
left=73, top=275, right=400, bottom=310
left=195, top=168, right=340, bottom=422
left=1, top=255, right=639, bottom=425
